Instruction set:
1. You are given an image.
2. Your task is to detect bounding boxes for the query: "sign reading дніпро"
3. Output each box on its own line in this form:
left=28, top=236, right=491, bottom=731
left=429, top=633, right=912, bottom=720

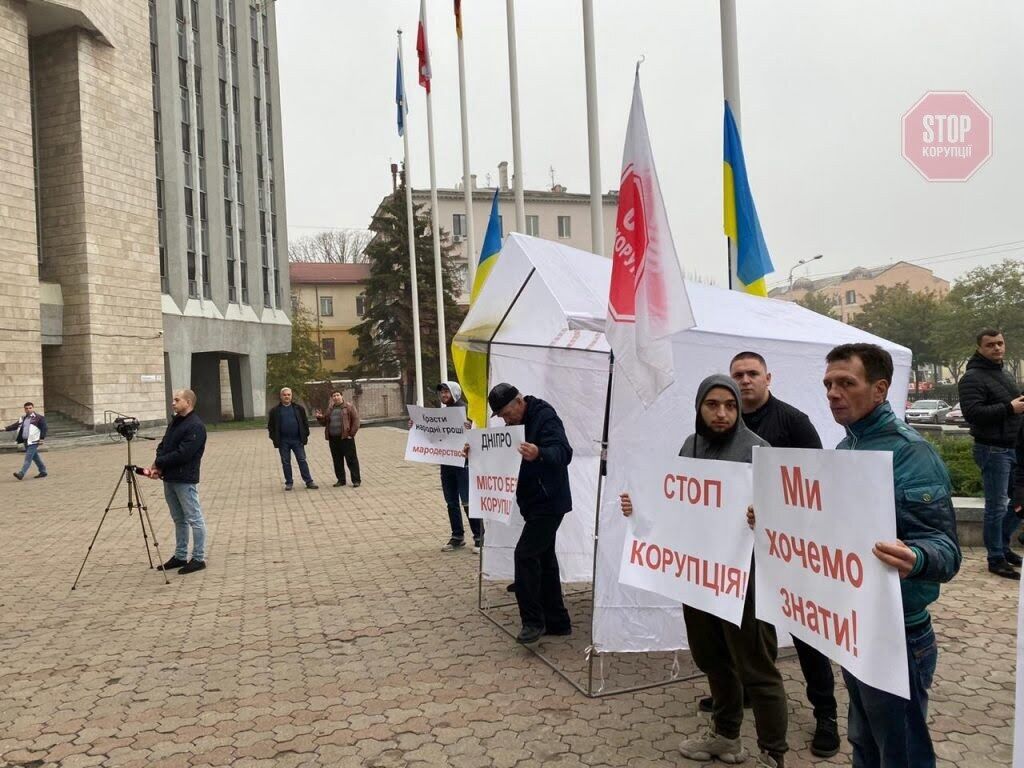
left=753, top=447, right=909, bottom=699
left=467, top=426, right=524, bottom=525
left=404, top=405, right=468, bottom=467
left=902, top=91, right=992, bottom=182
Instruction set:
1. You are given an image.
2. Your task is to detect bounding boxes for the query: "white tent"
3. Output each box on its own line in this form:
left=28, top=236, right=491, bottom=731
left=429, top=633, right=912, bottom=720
left=454, top=234, right=912, bottom=654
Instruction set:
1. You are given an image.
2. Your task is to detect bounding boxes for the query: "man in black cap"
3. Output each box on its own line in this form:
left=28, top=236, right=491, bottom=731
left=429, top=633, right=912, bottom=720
left=487, top=383, right=574, bottom=645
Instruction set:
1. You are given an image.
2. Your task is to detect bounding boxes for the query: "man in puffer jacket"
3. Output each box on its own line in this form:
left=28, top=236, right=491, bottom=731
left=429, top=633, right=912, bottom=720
left=957, top=328, right=1024, bottom=578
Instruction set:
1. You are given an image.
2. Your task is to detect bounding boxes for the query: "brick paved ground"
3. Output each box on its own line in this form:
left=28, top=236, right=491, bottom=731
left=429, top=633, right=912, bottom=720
left=0, top=427, right=1015, bottom=767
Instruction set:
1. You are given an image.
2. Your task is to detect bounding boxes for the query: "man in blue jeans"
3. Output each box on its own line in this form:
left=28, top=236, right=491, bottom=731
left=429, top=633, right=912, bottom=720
left=267, top=387, right=318, bottom=491
left=436, top=381, right=482, bottom=553
left=149, top=389, right=208, bottom=574
left=824, top=343, right=961, bottom=767
left=5, top=402, right=48, bottom=479
left=957, top=329, right=1024, bottom=579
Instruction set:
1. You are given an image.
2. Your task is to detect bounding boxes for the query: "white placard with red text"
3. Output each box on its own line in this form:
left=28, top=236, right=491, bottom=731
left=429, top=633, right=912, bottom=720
left=617, top=456, right=755, bottom=627
left=468, top=426, right=525, bottom=525
left=753, top=447, right=908, bottom=699
left=404, top=405, right=468, bottom=467
left=1014, top=575, right=1024, bottom=766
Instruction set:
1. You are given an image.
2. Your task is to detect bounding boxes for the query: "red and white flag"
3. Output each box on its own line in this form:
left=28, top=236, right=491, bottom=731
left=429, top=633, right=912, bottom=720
left=606, top=73, right=695, bottom=407
left=417, top=0, right=432, bottom=92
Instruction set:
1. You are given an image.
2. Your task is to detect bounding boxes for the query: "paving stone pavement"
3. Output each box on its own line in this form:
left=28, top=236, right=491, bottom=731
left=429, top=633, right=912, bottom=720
left=0, top=427, right=1015, bottom=767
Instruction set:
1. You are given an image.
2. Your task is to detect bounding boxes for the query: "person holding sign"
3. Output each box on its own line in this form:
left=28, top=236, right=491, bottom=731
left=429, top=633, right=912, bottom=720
left=487, top=383, right=574, bottom=647
left=437, top=381, right=482, bottom=553
left=822, top=343, right=960, bottom=767
left=722, top=352, right=839, bottom=758
left=621, top=374, right=788, bottom=768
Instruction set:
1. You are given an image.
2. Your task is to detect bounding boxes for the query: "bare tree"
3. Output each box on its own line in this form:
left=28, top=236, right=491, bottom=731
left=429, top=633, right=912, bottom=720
left=288, top=229, right=373, bottom=264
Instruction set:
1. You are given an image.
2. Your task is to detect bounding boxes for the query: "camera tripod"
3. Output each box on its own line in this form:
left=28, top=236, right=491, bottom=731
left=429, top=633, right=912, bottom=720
left=72, top=437, right=170, bottom=589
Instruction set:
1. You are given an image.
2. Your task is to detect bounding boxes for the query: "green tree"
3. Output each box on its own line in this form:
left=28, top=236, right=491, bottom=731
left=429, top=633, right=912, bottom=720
left=930, top=298, right=976, bottom=381
left=850, top=283, right=941, bottom=386
left=350, top=190, right=466, bottom=402
left=796, top=290, right=838, bottom=319
left=266, top=300, right=329, bottom=403
left=943, top=259, right=1024, bottom=380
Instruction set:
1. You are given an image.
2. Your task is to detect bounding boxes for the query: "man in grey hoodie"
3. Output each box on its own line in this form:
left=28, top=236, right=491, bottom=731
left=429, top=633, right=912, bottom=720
left=437, top=381, right=483, bottom=553
left=621, top=374, right=788, bottom=768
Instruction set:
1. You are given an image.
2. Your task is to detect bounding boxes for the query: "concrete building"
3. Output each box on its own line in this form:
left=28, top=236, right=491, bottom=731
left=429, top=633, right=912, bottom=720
left=0, top=0, right=289, bottom=427
left=769, top=261, right=950, bottom=323
left=289, top=263, right=369, bottom=376
left=401, top=162, right=619, bottom=301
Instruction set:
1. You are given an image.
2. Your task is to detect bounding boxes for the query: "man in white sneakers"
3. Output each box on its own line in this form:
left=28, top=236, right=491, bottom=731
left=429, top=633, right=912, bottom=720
left=5, top=402, right=48, bottom=480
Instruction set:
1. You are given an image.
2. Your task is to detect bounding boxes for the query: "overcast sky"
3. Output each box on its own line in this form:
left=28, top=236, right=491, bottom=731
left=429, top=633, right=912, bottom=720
left=276, top=1, right=1024, bottom=288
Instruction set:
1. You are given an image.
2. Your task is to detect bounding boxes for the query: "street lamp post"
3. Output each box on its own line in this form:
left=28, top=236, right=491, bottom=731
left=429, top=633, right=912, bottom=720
left=788, top=253, right=824, bottom=292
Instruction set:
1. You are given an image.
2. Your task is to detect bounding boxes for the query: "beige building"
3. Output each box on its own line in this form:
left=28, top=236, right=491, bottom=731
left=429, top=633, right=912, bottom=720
left=289, top=263, right=369, bottom=376
left=0, top=0, right=289, bottom=427
left=403, top=161, right=619, bottom=301
left=769, top=261, right=950, bottom=323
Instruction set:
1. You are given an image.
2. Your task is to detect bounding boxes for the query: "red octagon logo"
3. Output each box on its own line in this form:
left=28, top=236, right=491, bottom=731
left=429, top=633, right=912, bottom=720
left=902, top=92, right=992, bottom=182
left=608, top=166, right=648, bottom=322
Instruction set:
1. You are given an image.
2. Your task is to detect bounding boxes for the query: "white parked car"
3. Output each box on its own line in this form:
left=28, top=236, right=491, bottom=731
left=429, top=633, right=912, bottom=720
left=905, top=400, right=952, bottom=424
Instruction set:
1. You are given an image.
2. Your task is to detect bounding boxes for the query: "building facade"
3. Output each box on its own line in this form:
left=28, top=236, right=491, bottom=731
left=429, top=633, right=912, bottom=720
left=769, top=261, right=950, bottom=323
left=289, top=263, right=369, bottom=376
left=403, top=162, right=619, bottom=302
left=0, top=0, right=289, bottom=427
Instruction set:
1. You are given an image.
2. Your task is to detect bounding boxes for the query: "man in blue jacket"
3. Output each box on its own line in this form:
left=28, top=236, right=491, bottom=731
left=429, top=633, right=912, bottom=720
left=149, top=389, right=208, bottom=574
left=488, top=383, right=574, bottom=646
left=824, top=343, right=961, bottom=767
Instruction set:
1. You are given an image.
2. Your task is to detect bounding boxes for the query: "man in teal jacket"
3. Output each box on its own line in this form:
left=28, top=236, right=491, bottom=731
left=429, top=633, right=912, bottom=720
left=824, top=343, right=961, bottom=768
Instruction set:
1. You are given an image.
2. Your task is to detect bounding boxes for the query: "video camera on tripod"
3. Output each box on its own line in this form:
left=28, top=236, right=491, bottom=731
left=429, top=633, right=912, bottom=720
left=114, top=416, right=140, bottom=441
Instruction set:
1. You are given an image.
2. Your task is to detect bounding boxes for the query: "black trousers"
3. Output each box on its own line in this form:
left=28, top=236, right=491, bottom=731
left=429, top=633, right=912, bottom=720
left=793, top=636, right=837, bottom=719
left=684, top=593, right=789, bottom=758
left=513, top=513, right=571, bottom=631
left=328, top=437, right=360, bottom=484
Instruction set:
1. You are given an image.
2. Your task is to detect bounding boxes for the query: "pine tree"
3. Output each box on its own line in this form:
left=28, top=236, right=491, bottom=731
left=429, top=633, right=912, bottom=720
left=350, top=190, right=466, bottom=403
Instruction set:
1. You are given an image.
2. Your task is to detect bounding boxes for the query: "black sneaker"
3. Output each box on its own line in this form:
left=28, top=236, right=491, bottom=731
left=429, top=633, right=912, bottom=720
left=13, top=472, right=23, bottom=480
left=35, top=472, right=48, bottom=478
left=989, top=561, right=1020, bottom=580
left=506, top=582, right=517, bottom=593
left=284, top=483, right=293, bottom=491
left=306, top=482, right=319, bottom=490
left=544, top=626, right=572, bottom=637
left=179, top=559, right=207, bottom=574
left=157, top=556, right=188, bottom=571
left=810, top=716, right=840, bottom=758
left=441, top=538, right=466, bottom=552
left=333, top=481, right=346, bottom=487
left=1006, top=551, right=1023, bottom=567
left=516, top=625, right=544, bottom=645
left=352, top=481, right=361, bottom=488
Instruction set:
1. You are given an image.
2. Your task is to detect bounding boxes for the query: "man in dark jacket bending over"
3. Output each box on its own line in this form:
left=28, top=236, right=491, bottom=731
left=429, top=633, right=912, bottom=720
left=488, top=383, right=574, bottom=646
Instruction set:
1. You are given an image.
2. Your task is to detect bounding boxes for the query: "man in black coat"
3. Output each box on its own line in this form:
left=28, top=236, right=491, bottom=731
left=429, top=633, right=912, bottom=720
left=728, top=351, right=839, bottom=758
left=267, top=387, right=318, bottom=491
left=148, top=389, right=208, bottom=574
left=488, top=383, right=573, bottom=646
left=957, top=329, right=1024, bottom=578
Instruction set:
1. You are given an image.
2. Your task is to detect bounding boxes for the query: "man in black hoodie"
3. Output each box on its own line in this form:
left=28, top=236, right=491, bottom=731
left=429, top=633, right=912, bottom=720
left=957, top=329, right=1024, bottom=578
left=487, top=383, right=573, bottom=647
left=621, top=375, right=789, bottom=768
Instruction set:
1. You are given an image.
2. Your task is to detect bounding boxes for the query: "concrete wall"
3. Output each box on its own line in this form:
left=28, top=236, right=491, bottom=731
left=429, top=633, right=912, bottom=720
left=0, top=1, right=44, bottom=424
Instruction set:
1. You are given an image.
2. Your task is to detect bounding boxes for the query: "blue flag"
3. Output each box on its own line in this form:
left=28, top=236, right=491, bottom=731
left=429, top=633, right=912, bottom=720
left=395, top=50, right=407, bottom=137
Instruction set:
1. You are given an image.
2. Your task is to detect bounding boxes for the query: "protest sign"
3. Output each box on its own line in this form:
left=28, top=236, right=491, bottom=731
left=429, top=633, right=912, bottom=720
left=753, top=447, right=908, bottom=699
left=468, top=425, right=525, bottom=525
left=404, top=405, right=467, bottom=467
left=617, top=455, right=754, bottom=626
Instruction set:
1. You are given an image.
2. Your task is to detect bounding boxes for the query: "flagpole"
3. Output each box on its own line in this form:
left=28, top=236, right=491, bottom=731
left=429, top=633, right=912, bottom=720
left=421, top=7, right=448, bottom=381
left=581, top=0, right=604, bottom=256
left=720, top=0, right=741, bottom=291
left=398, top=30, right=424, bottom=406
left=455, top=1, right=477, bottom=293
left=505, top=0, right=526, bottom=232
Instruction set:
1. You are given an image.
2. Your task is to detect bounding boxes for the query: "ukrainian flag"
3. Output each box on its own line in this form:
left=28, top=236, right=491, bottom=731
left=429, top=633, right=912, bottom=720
left=723, top=101, right=774, bottom=296
left=452, top=189, right=502, bottom=425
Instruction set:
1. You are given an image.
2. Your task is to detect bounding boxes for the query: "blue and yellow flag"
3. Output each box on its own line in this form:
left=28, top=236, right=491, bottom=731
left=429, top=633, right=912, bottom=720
left=452, top=189, right=502, bottom=426
left=469, top=189, right=501, bottom=302
left=395, top=49, right=406, bottom=137
left=723, top=101, right=774, bottom=296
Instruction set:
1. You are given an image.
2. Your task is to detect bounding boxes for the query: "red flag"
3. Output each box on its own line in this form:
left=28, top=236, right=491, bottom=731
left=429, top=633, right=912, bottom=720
left=417, top=0, right=431, bottom=92
left=606, top=73, right=695, bottom=406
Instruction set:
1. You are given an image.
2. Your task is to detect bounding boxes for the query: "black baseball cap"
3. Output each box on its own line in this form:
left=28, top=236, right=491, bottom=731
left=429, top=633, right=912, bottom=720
left=488, top=383, right=519, bottom=415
